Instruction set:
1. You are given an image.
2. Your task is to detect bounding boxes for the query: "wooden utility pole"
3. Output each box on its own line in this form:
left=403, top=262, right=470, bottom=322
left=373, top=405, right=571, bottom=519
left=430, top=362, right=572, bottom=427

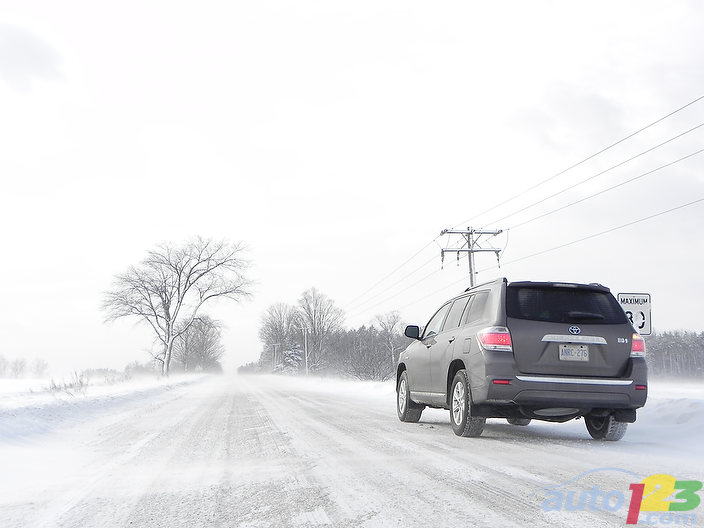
left=439, top=227, right=503, bottom=287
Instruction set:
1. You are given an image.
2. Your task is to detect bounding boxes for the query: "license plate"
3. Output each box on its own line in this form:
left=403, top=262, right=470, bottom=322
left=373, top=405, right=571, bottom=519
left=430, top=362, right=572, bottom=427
left=559, top=344, right=589, bottom=362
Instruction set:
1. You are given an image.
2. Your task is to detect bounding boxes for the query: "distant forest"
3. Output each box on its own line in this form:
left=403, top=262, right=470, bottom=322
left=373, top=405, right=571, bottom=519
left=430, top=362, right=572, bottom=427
left=645, top=330, right=704, bottom=379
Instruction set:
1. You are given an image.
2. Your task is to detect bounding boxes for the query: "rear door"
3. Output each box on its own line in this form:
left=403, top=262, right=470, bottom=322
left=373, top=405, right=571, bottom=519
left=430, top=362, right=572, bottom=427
left=506, top=283, right=632, bottom=377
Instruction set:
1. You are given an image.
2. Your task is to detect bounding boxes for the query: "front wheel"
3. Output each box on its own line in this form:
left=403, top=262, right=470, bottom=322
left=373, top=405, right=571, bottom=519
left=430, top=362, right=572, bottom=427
left=397, top=371, right=423, bottom=423
left=450, top=370, right=485, bottom=437
left=585, top=415, right=628, bottom=441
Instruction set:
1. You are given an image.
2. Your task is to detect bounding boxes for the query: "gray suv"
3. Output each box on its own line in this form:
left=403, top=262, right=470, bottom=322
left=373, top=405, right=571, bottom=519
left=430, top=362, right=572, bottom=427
left=396, top=278, right=647, bottom=440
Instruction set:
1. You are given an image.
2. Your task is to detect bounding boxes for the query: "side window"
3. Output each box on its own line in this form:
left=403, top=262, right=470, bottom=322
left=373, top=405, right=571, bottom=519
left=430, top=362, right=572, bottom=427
left=463, top=291, right=489, bottom=325
left=442, top=297, right=471, bottom=331
left=423, top=303, right=451, bottom=338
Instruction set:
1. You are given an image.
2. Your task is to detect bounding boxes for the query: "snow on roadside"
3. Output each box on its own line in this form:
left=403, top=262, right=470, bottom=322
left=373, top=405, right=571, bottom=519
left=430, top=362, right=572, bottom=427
left=0, top=374, right=207, bottom=442
left=628, top=380, right=704, bottom=454
left=0, top=378, right=56, bottom=395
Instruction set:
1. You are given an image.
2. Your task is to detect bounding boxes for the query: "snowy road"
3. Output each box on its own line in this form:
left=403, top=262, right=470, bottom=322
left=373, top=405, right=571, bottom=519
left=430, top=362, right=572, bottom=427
left=1, top=375, right=702, bottom=527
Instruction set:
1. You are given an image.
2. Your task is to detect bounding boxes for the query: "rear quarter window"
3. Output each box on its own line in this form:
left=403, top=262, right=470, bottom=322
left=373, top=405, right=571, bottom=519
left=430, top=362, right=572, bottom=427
left=506, top=286, right=627, bottom=324
left=462, top=291, right=490, bottom=325
left=443, top=296, right=471, bottom=331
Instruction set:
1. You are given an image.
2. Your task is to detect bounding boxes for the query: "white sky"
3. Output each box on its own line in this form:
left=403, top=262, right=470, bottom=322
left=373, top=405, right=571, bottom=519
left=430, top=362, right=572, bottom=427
left=1, top=1, right=703, bottom=375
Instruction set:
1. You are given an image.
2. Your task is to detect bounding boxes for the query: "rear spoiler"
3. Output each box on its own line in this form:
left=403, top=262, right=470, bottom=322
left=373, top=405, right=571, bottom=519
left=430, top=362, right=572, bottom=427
left=507, top=281, right=611, bottom=293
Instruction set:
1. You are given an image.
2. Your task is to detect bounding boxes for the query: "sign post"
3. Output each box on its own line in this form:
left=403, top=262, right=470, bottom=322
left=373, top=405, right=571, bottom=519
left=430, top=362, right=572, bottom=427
left=617, top=293, right=651, bottom=336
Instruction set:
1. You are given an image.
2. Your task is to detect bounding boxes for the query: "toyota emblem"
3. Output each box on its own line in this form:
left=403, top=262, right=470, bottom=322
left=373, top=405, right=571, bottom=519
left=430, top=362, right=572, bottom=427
left=569, top=326, right=581, bottom=335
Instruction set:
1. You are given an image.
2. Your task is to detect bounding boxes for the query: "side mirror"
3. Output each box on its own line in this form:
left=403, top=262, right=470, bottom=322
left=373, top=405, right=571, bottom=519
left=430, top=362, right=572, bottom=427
left=404, top=325, right=420, bottom=340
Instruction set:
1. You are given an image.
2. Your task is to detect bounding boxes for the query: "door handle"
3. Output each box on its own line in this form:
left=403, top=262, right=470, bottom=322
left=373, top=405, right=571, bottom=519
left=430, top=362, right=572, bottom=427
left=449, top=337, right=456, bottom=343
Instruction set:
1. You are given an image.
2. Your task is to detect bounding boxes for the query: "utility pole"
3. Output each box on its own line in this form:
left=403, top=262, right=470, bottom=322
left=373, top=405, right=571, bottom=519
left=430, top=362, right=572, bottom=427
left=303, top=328, right=309, bottom=376
left=271, top=343, right=280, bottom=370
left=294, top=324, right=310, bottom=375
left=439, top=227, right=503, bottom=288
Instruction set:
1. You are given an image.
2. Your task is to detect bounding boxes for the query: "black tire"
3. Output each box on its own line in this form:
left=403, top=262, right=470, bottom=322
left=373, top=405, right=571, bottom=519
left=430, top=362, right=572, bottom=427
left=585, top=415, right=628, bottom=441
left=507, top=418, right=531, bottom=426
left=397, top=371, right=423, bottom=423
left=449, top=370, right=485, bottom=437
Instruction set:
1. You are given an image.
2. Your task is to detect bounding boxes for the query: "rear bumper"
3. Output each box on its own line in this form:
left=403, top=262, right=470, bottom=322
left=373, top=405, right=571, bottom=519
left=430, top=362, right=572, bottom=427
left=470, top=357, right=648, bottom=412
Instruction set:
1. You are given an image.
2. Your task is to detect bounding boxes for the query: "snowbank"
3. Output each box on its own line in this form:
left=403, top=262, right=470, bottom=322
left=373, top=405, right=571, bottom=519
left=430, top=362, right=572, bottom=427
left=0, top=374, right=207, bottom=442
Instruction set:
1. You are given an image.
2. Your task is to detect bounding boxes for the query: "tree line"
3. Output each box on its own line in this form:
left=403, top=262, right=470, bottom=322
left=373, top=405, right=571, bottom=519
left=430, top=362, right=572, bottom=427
left=243, top=287, right=410, bottom=380
left=0, top=357, right=49, bottom=378
left=645, top=330, right=704, bottom=379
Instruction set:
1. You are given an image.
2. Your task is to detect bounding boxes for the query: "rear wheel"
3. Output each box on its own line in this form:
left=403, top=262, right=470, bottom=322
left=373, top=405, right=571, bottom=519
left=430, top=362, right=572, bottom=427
left=397, top=371, right=423, bottom=423
left=507, top=418, right=531, bottom=426
left=450, top=370, right=485, bottom=437
left=585, top=415, right=628, bottom=441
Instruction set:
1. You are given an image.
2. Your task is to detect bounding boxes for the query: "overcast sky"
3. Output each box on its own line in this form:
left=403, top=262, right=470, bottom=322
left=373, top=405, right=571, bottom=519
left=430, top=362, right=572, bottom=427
left=1, top=1, right=703, bottom=375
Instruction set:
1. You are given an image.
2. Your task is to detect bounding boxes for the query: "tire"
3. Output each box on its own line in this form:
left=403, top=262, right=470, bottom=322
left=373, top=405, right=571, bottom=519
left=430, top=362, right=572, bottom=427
left=449, top=370, right=485, bottom=437
left=585, top=415, right=628, bottom=441
left=397, top=371, right=423, bottom=423
left=507, top=418, right=531, bottom=426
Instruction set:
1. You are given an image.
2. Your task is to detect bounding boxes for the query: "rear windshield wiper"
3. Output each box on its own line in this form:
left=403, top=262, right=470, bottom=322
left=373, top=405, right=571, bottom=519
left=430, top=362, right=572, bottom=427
left=566, top=311, right=605, bottom=320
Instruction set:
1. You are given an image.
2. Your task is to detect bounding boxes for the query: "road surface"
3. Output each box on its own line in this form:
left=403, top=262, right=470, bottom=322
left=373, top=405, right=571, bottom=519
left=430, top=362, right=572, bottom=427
left=1, top=375, right=701, bottom=527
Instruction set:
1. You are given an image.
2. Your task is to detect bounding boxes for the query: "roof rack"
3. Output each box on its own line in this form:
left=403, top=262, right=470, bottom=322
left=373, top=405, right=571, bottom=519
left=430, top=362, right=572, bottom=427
left=464, top=277, right=505, bottom=292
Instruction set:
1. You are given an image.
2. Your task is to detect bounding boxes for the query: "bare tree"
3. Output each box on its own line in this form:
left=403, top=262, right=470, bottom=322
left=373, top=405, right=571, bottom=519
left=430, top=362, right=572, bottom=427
left=10, top=358, right=26, bottom=378
left=32, top=358, right=49, bottom=378
left=258, top=303, right=301, bottom=369
left=324, top=322, right=402, bottom=381
left=340, top=326, right=388, bottom=380
left=297, top=288, right=344, bottom=371
left=172, top=321, right=197, bottom=372
left=186, top=315, right=225, bottom=370
left=0, top=355, right=8, bottom=377
left=375, top=311, right=407, bottom=375
left=103, top=237, right=251, bottom=374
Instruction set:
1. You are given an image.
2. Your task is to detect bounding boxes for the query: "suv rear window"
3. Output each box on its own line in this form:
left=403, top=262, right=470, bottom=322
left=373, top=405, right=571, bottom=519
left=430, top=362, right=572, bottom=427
left=506, top=286, right=627, bottom=324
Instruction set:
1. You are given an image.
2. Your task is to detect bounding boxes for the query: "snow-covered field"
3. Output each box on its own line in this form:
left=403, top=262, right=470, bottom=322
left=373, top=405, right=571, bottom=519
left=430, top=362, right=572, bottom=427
left=0, top=374, right=702, bottom=527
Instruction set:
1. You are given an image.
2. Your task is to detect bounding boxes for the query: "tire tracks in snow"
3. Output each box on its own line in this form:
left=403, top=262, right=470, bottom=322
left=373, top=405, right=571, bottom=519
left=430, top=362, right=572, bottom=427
left=247, top=378, right=636, bottom=527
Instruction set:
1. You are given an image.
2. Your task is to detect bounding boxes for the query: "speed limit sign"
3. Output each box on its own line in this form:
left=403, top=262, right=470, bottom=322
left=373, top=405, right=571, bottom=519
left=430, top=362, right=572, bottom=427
left=617, top=293, right=651, bottom=335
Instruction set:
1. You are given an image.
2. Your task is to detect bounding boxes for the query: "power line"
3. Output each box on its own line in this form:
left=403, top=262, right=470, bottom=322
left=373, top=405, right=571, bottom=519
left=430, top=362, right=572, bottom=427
left=345, top=252, right=438, bottom=312
left=450, top=93, right=704, bottom=229
left=396, top=251, right=474, bottom=311
left=346, top=266, right=443, bottom=320
left=498, top=196, right=704, bottom=267
left=348, top=227, right=507, bottom=316
left=342, top=238, right=438, bottom=309
left=398, top=197, right=704, bottom=311
left=347, top=230, right=506, bottom=319
left=508, top=147, right=704, bottom=231
left=486, top=122, right=704, bottom=226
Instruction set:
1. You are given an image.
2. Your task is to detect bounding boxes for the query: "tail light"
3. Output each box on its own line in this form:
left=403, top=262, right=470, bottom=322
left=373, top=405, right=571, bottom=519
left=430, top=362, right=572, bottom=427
left=477, top=326, right=513, bottom=352
left=630, top=333, right=646, bottom=358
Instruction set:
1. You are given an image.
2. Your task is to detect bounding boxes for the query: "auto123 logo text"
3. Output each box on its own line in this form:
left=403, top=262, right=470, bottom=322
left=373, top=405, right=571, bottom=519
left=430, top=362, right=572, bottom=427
left=541, top=468, right=702, bottom=525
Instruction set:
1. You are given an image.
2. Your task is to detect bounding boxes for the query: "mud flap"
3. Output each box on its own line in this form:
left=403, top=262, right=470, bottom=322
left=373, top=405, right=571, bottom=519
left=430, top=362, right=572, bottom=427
left=613, top=409, right=636, bottom=423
